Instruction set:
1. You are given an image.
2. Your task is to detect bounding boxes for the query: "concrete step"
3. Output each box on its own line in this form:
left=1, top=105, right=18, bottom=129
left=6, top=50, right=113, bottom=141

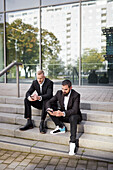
left=0, top=96, right=24, bottom=105
left=81, top=100, right=113, bottom=112
left=0, top=103, right=41, bottom=116
left=0, top=102, right=113, bottom=123
left=0, top=113, right=113, bottom=137
left=79, top=133, right=113, bottom=152
left=0, top=135, right=69, bottom=157
left=0, top=96, right=113, bottom=112
left=81, top=109, right=113, bottom=123
left=0, top=122, right=78, bottom=145
left=0, top=135, right=113, bottom=163
left=0, top=122, right=113, bottom=153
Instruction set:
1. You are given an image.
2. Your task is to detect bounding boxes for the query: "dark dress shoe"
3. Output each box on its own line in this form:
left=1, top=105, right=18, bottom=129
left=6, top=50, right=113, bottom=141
left=19, top=119, right=33, bottom=131
left=39, top=120, right=46, bottom=134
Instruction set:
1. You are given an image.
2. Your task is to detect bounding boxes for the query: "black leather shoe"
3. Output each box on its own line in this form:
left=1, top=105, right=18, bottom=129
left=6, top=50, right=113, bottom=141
left=39, top=120, right=46, bottom=134
left=19, top=119, right=33, bottom=131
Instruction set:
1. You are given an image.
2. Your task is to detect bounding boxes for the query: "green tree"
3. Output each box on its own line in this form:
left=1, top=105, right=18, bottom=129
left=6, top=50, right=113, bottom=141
left=78, top=48, right=105, bottom=73
left=6, top=19, right=39, bottom=78
left=6, top=19, right=63, bottom=78
left=41, top=29, right=63, bottom=78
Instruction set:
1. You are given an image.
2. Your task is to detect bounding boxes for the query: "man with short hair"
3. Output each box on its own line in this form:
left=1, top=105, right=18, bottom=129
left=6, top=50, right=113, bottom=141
left=20, top=70, right=53, bottom=134
left=46, top=79, right=82, bottom=155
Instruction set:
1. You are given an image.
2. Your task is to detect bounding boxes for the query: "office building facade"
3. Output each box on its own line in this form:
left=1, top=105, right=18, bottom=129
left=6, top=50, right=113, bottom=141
left=0, top=0, right=113, bottom=85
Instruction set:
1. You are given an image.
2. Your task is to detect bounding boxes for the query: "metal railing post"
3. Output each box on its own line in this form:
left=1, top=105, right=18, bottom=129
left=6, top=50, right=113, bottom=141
left=0, top=61, right=22, bottom=98
left=79, top=0, right=82, bottom=86
left=16, top=65, right=20, bottom=97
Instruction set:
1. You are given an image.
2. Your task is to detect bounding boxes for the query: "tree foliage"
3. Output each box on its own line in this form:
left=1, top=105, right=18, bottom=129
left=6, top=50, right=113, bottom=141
left=80, top=48, right=105, bottom=73
left=6, top=19, right=39, bottom=78
left=41, top=29, right=63, bottom=78
left=6, top=19, right=62, bottom=78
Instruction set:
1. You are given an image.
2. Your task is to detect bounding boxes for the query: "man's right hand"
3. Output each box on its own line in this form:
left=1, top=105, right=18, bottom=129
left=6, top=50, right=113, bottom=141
left=28, top=96, right=35, bottom=101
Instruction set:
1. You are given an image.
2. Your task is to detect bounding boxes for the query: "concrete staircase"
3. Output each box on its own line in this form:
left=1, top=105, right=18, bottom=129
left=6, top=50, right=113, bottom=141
left=0, top=96, right=113, bottom=162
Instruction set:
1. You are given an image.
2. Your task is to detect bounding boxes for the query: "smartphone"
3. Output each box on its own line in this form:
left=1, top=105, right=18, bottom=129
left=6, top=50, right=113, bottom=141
left=47, top=108, right=53, bottom=113
left=30, top=95, right=34, bottom=99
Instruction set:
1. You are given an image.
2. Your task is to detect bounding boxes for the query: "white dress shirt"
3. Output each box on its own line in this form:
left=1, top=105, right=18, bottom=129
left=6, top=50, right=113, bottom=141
left=28, top=79, right=45, bottom=101
left=39, top=79, right=45, bottom=94
left=64, top=90, right=71, bottom=110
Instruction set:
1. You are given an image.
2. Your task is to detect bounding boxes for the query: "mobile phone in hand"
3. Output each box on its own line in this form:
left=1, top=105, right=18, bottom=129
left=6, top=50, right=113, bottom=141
left=30, top=95, right=34, bottom=100
left=47, top=108, right=53, bottom=113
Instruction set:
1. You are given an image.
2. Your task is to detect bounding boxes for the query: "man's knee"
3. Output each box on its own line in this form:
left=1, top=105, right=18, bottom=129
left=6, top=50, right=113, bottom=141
left=24, top=97, right=30, bottom=104
left=69, top=114, right=79, bottom=123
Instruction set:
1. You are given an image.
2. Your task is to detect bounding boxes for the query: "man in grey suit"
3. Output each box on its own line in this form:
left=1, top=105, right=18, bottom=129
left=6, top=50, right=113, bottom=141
left=20, top=70, right=53, bottom=134
left=46, top=79, right=82, bottom=155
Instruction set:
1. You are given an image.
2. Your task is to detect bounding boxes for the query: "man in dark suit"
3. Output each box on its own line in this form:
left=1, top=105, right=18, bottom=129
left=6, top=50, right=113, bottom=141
left=46, top=79, right=82, bottom=155
left=20, top=70, right=53, bottom=134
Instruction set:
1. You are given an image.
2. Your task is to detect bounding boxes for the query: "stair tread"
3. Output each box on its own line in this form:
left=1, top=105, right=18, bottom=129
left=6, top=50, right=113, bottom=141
left=0, top=135, right=113, bottom=162
left=0, top=112, right=113, bottom=127
left=0, top=96, right=113, bottom=157
left=0, top=122, right=113, bottom=141
left=81, top=109, right=112, bottom=114
left=1, top=95, right=113, bottom=104
left=0, top=103, right=112, bottom=114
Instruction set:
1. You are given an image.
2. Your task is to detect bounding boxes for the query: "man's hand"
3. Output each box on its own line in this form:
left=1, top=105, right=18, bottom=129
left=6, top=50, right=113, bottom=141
left=47, top=109, right=64, bottom=117
left=47, top=108, right=54, bottom=115
left=54, top=110, right=64, bottom=117
left=29, top=94, right=41, bottom=101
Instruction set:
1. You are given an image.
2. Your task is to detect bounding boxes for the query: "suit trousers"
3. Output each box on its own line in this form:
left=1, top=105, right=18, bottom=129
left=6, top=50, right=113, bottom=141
left=49, top=114, right=80, bottom=143
left=24, top=98, right=47, bottom=121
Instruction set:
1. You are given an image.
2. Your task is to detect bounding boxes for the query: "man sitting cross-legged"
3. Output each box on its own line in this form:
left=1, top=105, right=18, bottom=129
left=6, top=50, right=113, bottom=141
left=19, top=70, right=53, bottom=134
left=46, top=79, right=82, bottom=155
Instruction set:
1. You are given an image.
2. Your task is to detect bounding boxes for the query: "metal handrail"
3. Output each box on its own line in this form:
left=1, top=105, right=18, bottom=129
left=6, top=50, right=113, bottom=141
left=0, top=61, right=22, bottom=97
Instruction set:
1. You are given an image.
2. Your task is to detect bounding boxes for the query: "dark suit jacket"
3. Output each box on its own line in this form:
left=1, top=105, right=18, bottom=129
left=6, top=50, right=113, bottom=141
left=26, top=78, right=53, bottom=101
left=46, top=89, right=82, bottom=120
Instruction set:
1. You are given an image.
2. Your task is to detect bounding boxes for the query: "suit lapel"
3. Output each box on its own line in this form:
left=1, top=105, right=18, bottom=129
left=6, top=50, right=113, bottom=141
left=42, top=78, right=46, bottom=94
left=67, top=90, right=72, bottom=109
left=60, top=93, right=65, bottom=110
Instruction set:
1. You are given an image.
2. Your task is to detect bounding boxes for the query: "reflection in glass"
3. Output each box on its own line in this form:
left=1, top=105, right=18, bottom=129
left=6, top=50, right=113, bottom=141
left=6, top=9, right=39, bottom=83
left=6, top=0, right=39, bottom=11
left=0, top=0, right=4, bottom=12
left=0, top=13, right=4, bottom=82
left=81, top=0, right=113, bottom=85
left=41, top=3, right=79, bottom=85
left=41, top=0, right=78, bottom=6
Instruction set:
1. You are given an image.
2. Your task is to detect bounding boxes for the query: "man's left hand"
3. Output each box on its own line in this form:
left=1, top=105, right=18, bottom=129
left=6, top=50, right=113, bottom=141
left=32, top=94, right=41, bottom=101
left=54, top=110, right=64, bottom=117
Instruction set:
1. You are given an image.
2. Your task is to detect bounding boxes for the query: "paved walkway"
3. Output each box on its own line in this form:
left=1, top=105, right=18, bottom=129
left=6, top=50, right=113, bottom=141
left=0, top=83, right=113, bottom=102
left=0, top=149, right=113, bottom=170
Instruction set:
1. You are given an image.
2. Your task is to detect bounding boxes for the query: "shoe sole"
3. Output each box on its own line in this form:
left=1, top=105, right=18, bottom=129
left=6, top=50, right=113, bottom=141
left=69, top=153, right=75, bottom=156
left=50, top=131, right=66, bottom=135
left=19, top=127, right=33, bottom=131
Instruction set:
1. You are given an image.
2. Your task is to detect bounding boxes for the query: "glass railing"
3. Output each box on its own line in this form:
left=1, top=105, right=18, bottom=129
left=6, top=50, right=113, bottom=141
left=6, top=63, right=79, bottom=85
left=81, top=62, right=113, bottom=86
left=1, top=62, right=113, bottom=86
